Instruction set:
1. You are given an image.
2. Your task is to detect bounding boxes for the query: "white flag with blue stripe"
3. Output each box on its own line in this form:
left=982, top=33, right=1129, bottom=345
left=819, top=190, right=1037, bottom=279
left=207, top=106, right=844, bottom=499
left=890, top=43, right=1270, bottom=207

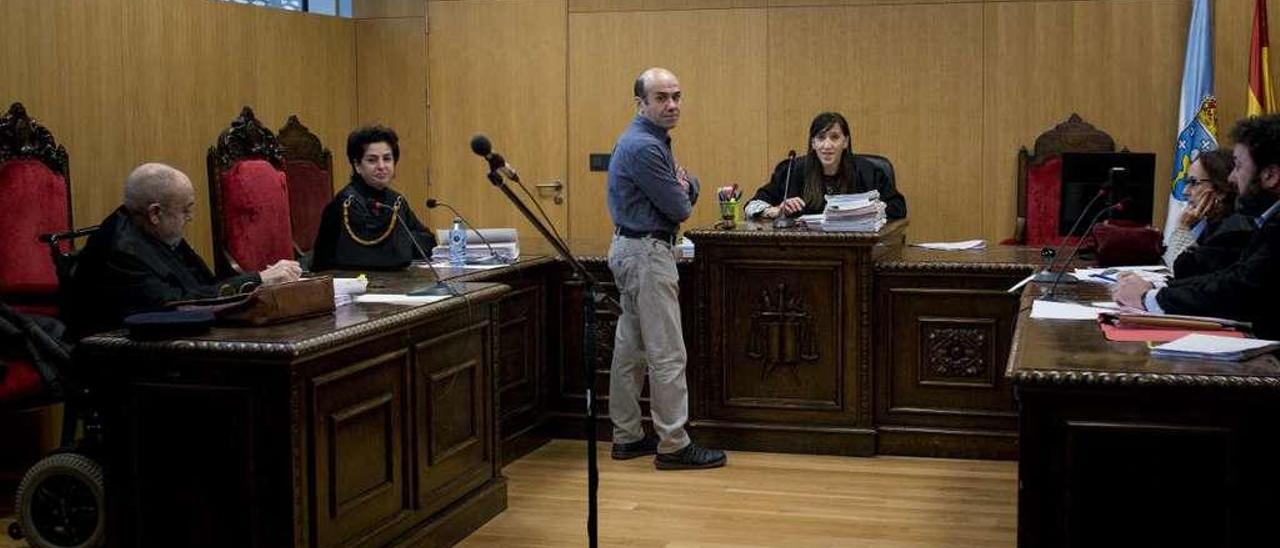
left=1165, top=0, right=1219, bottom=243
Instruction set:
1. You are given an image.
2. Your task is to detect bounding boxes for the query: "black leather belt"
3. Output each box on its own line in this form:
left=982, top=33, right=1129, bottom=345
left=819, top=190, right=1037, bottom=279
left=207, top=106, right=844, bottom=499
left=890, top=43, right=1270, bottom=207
left=615, top=226, right=676, bottom=244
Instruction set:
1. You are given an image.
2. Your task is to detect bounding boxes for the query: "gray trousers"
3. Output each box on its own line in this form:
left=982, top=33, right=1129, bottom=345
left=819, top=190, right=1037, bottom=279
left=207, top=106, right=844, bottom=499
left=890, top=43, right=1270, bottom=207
left=607, top=234, right=691, bottom=454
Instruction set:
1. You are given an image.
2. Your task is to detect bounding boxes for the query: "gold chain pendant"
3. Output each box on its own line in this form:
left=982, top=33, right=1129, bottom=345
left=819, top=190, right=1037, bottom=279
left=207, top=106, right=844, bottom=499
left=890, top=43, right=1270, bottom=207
left=342, top=195, right=402, bottom=246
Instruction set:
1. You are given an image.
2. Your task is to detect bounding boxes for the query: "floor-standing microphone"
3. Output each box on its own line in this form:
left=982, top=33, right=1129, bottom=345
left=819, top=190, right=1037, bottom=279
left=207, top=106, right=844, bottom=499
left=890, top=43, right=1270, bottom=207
left=772, top=150, right=799, bottom=228
left=1043, top=198, right=1130, bottom=300
left=1032, top=166, right=1125, bottom=284
left=426, top=198, right=511, bottom=264
left=389, top=196, right=453, bottom=297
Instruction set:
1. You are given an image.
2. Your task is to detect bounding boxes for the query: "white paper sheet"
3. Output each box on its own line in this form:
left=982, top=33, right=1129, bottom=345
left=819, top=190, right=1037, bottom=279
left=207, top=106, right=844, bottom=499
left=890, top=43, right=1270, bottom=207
left=1152, top=334, right=1280, bottom=361
left=1029, top=300, right=1108, bottom=320
left=911, top=240, right=987, bottom=251
left=354, top=294, right=450, bottom=306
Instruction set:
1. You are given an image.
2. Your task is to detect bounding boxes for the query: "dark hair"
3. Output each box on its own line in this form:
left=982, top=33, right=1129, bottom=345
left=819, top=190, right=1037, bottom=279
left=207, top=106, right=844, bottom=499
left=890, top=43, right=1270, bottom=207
left=801, top=112, right=857, bottom=209
left=1192, top=148, right=1237, bottom=221
left=634, top=76, right=646, bottom=99
left=1229, top=114, right=1280, bottom=174
left=346, top=125, right=401, bottom=167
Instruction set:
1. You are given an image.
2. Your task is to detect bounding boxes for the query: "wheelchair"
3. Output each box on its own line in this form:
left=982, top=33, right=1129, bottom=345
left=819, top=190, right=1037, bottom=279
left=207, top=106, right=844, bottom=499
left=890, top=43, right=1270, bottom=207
left=6, top=226, right=106, bottom=548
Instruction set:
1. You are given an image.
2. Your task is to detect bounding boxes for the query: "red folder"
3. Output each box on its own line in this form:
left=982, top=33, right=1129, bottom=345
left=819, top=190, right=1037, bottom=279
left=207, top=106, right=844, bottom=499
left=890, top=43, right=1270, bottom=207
left=1099, top=322, right=1245, bottom=343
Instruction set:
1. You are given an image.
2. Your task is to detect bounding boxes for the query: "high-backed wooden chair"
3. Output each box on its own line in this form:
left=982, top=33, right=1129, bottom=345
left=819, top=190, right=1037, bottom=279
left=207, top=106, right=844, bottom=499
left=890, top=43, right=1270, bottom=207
left=206, top=106, right=295, bottom=278
left=1011, top=113, right=1118, bottom=247
left=277, top=115, right=333, bottom=254
left=0, top=103, right=72, bottom=319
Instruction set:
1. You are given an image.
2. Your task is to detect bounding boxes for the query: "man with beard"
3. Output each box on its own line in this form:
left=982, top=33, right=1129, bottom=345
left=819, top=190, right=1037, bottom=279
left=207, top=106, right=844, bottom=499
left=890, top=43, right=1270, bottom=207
left=1113, top=115, right=1280, bottom=339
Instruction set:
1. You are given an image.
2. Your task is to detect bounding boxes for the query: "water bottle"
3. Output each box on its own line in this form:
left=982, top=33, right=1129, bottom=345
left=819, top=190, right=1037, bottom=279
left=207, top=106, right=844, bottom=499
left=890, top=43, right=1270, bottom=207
left=448, top=217, right=467, bottom=266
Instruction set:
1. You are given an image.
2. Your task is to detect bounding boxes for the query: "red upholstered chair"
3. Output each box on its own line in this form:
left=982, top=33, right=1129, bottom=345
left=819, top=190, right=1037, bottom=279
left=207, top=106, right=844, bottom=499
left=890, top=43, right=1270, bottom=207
left=277, top=115, right=333, bottom=254
left=207, top=106, right=296, bottom=278
left=1009, top=114, right=1118, bottom=247
left=0, top=103, right=72, bottom=319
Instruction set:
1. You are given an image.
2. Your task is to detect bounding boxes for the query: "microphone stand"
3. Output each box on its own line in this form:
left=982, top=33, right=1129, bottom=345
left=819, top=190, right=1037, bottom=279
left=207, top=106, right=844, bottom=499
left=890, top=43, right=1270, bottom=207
left=1043, top=202, right=1123, bottom=300
left=1031, top=169, right=1121, bottom=284
left=483, top=168, right=611, bottom=548
left=390, top=196, right=454, bottom=297
left=772, top=152, right=798, bottom=229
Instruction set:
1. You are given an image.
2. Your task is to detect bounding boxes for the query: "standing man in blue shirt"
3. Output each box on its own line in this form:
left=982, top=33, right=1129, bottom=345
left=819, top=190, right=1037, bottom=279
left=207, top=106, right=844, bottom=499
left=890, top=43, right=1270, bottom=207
left=606, top=67, right=726, bottom=470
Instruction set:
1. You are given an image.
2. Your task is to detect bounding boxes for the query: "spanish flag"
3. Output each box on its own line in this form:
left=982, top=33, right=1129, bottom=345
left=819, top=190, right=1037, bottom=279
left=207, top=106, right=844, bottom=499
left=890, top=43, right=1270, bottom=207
left=1248, top=0, right=1276, bottom=116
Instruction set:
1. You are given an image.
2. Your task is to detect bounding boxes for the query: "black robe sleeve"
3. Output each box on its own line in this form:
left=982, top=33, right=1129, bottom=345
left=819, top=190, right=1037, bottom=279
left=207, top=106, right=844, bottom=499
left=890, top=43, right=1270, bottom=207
left=310, top=197, right=343, bottom=272
left=1171, top=214, right=1256, bottom=279
left=855, top=158, right=907, bottom=219
left=399, top=204, right=438, bottom=260
left=1157, top=216, right=1280, bottom=337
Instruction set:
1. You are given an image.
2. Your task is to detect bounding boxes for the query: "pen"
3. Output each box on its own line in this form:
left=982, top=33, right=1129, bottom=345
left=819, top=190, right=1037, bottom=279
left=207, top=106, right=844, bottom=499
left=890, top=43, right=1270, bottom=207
left=1092, top=273, right=1117, bottom=283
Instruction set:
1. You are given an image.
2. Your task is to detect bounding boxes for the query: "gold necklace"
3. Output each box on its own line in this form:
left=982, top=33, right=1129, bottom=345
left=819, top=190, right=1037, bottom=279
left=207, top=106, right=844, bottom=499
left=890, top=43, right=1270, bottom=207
left=341, top=195, right=401, bottom=246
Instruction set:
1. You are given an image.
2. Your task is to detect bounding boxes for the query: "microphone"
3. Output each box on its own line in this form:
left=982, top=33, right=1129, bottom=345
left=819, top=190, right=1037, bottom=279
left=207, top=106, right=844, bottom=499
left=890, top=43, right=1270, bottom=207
left=1044, top=198, right=1131, bottom=300
left=773, top=150, right=799, bottom=229
left=387, top=196, right=453, bottom=297
left=470, top=134, right=521, bottom=182
left=1032, top=166, right=1124, bottom=284
left=426, top=198, right=512, bottom=265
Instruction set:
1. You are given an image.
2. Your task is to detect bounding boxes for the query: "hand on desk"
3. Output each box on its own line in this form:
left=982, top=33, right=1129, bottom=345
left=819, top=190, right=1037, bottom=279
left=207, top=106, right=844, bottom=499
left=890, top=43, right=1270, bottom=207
left=764, top=197, right=806, bottom=218
left=1111, top=272, right=1153, bottom=310
left=260, top=259, right=303, bottom=286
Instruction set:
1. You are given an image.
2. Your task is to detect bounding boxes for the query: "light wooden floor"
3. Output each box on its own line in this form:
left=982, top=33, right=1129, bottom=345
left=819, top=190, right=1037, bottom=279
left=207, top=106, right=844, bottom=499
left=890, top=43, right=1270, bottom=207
left=0, top=440, right=1017, bottom=548
left=461, top=440, right=1016, bottom=548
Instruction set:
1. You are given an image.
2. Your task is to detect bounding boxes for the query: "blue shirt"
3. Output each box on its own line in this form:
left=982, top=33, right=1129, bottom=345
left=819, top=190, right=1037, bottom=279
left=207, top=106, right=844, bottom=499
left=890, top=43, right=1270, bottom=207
left=607, top=116, right=699, bottom=233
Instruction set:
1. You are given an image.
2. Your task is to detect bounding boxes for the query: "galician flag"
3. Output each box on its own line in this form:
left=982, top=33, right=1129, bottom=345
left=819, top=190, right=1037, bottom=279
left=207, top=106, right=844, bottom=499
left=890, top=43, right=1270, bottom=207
left=1164, top=0, right=1218, bottom=243
left=1248, top=0, right=1276, bottom=116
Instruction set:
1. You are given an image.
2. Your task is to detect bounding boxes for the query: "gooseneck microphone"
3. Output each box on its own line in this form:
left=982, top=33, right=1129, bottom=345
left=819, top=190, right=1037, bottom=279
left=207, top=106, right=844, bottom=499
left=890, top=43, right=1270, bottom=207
left=773, top=150, right=799, bottom=229
left=388, top=197, right=453, bottom=297
left=426, top=198, right=511, bottom=264
left=1044, top=197, right=1131, bottom=300
left=470, top=134, right=521, bottom=182
left=1032, top=166, right=1126, bottom=284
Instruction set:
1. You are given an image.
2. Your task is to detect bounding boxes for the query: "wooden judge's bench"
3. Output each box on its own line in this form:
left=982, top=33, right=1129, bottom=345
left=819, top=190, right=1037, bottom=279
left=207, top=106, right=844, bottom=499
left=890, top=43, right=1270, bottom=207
left=77, top=219, right=1047, bottom=547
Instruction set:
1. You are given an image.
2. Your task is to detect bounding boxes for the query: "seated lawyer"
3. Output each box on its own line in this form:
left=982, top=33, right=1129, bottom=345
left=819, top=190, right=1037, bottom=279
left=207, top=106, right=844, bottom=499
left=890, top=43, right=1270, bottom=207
left=744, top=112, right=906, bottom=220
left=72, top=163, right=301, bottom=335
left=1113, top=115, right=1280, bottom=339
left=311, top=125, right=436, bottom=271
left=1163, top=148, right=1257, bottom=279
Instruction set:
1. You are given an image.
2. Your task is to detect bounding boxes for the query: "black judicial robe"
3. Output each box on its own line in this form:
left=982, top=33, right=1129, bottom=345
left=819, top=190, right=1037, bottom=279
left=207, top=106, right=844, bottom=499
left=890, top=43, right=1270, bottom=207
left=310, top=177, right=437, bottom=272
left=71, top=207, right=260, bottom=335
left=749, top=155, right=907, bottom=218
left=1157, top=212, right=1280, bottom=339
left=1170, top=213, right=1257, bottom=279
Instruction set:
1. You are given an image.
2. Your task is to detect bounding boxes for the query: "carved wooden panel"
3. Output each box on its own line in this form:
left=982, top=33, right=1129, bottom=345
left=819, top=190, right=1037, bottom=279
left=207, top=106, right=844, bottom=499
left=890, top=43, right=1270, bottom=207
left=717, top=260, right=844, bottom=414
left=278, top=114, right=332, bottom=168
left=918, top=318, right=996, bottom=387
left=311, top=350, right=411, bottom=548
left=207, top=105, right=285, bottom=175
left=414, top=318, right=493, bottom=517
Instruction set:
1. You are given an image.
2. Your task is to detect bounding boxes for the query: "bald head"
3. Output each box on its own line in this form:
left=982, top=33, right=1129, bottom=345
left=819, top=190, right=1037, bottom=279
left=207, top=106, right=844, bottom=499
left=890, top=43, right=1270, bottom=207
left=633, top=67, right=682, bottom=129
left=123, top=163, right=195, bottom=245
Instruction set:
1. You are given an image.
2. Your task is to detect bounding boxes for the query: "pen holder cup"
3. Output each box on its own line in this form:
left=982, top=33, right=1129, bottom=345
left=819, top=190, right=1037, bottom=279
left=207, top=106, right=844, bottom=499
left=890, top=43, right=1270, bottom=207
left=718, top=199, right=740, bottom=223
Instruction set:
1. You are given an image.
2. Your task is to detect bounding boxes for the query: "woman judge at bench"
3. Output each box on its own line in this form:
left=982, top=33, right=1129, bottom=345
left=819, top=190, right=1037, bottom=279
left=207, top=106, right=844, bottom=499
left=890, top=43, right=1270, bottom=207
left=744, top=112, right=906, bottom=220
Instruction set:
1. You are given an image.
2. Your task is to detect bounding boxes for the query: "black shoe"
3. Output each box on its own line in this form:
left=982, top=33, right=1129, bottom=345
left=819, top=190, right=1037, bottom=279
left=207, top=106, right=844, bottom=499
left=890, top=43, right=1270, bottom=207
left=654, top=443, right=726, bottom=470
left=611, top=435, right=658, bottom=460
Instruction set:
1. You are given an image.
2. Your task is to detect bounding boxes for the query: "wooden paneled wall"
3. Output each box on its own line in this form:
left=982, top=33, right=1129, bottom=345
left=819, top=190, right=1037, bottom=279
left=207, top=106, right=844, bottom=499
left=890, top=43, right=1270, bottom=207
left=4, top=0, right=1276, bottom=252
left=420, top=0, right=1280, bottom=244
left=0, top=0, right=356, bottom=262
left=354, top=1, right=433, bottom=231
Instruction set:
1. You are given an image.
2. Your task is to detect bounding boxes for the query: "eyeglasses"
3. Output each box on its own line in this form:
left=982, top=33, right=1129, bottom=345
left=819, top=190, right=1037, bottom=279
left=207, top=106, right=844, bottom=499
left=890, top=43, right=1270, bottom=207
left=1184, top=177, right=1210, bottom=187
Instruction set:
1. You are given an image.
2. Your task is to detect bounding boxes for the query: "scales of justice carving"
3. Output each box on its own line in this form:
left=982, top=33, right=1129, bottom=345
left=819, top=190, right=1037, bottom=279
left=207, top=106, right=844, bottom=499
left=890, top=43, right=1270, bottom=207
left=746, top=283, right=819, bottom=381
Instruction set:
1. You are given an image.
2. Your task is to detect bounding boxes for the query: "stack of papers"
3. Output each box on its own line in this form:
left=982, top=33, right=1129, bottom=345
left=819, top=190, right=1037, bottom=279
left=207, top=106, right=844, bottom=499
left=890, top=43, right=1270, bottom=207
left=821, top=191, right=886, bottom=232
left=353, top=294, right=450, bottom=306
left=431, top=227, right=519, bottom=264
left=1151, top=334, right=1280, bottom=361
left=1029, top=300, right=1113, bottom=320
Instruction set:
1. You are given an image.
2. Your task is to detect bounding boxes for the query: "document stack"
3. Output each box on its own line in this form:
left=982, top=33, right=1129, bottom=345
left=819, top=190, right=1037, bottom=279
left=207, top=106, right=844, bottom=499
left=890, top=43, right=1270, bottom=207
left=1151, top=334, right=1280, bottom=362
left=431, top=227, right=519, bottom=264
left=821, top=191, right=886, bottom=232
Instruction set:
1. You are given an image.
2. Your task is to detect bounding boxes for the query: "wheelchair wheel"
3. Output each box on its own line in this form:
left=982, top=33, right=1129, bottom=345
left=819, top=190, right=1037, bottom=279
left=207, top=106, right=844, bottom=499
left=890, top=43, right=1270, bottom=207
left=15, top=452, right=105, bottom=548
